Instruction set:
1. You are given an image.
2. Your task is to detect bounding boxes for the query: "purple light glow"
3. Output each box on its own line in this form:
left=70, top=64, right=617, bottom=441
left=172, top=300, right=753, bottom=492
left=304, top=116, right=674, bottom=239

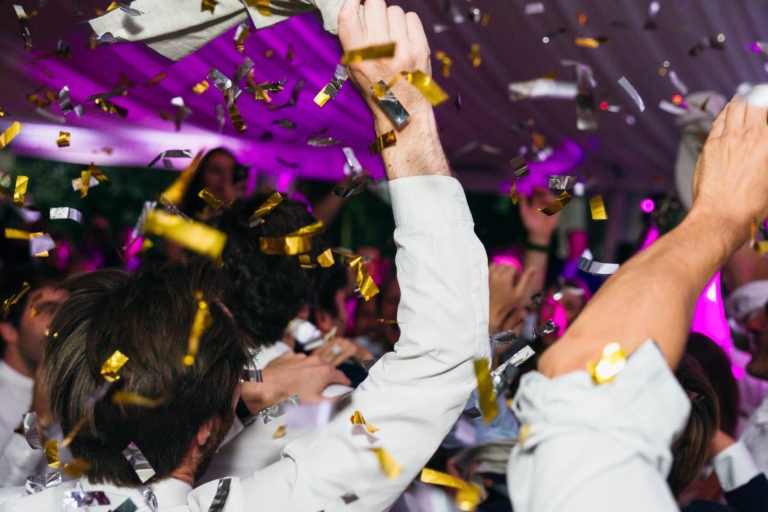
left=640, top=198, right=655, bottom=213
left=690, top=272, right=732, bottom=351
left=639, top=225, right=660, bottom=252
left=491, top=255, right=523, bottom=270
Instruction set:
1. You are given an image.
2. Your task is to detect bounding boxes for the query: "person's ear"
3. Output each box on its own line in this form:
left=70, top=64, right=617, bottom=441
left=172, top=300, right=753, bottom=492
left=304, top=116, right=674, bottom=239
left=0, top=322, right=19, bottom=347
left=314, top=309, right=334, bottom=333
left=196, top=418, right=215, bottom=447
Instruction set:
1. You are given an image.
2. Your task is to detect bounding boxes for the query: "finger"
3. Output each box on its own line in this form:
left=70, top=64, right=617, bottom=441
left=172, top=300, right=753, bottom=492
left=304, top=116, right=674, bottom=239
left=405, top=11, right=429, bottom=70
left=387, top=6, right=408, bottom=59
left=334, top=346, right=358, bottom=366
left=338, top=0, right=365, bottom=49
left=743, top=102, right=768, bottom=130
left=363, top=0, right=390, bottom=43
left=329, top=368, right=352, bottom=386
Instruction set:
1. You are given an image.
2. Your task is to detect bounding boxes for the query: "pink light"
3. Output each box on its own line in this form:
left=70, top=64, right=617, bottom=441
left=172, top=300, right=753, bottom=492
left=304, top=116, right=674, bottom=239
left=639, top=225, right=660, bottom=252
left=690, top=272, right=732, bottom=350
left=491, top=255, right=523, bottom=271
left=731, top=364, right=745, bottom=380
left=640, top=198, right=655, bottom=213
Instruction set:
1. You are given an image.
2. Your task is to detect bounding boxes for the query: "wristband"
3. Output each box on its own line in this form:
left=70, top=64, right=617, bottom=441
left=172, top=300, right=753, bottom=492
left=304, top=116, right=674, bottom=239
left=525, top=240, right=550, bottom=253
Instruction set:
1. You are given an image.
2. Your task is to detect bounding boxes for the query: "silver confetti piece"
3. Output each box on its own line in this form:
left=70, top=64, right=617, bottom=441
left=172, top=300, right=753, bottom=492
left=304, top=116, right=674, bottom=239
left=147, top=149, right=193, bottom=169
left=490, top=330, right=518, bottom=345
left=548, top=175, right=577, bottom=191
left=618, top=76, right=645, bottom=112
left=208, top=68, right=233, bottom=94
left=578, top=249, right=620, bottom=276
left=260, top=395, right=300, bottom=424
left=342, top=147, right=363, bottom=177
left=141, top=487, right=158, bottom=512
left=58, top=86, right=74, bottom=115
left=63, top=491, right=110, bottom=509
left=307, top=136, right=340, bottom=147
left=29, top=234, right=56, bottom=257
left=71, top=175, right=100, bottom=191
left=318, top=65, right=348, bottom=103
left=122, top=442, right=156, bottom=483
left=25, top=471, right=61, bottom=495
left=207, top=478, right=232, bottom=512
left=373, top=81, right=411, bottom=130
left=50, top=207, right=83, bottom=223
left=525, top=3, right=545, bottom=15
left=491, top=345, right=536, bottom=394
left=21, top=412, right=42, bottom=449
left=534, top=320, right=557, bottom=337
left=509, top=79, right=577, bottom=101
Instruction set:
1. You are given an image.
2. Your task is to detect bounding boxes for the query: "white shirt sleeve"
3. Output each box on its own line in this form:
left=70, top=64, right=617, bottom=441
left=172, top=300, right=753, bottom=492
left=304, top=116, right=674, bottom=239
left=713, top=440, right=762, bottom=492
left=191, top=175, right=489, bottom=511
left=0, top=433, right=44, bottom=487
left=508, top=340, right=691, bottom=512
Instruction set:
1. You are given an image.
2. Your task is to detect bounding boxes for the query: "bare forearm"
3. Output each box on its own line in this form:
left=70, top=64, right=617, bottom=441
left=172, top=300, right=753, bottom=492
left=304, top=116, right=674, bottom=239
left=539, top=208, right=744, bottom=377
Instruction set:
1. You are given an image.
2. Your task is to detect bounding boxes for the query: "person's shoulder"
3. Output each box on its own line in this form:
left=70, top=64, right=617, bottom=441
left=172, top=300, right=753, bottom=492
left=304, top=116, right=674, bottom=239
left=0, top=486, right=64, bottom=512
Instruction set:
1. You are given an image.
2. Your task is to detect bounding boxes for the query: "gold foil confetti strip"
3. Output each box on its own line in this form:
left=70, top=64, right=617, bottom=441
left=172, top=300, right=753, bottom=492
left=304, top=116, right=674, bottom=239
left=298, top=254, right=316, bottom=269
left=5, top=228, right=43, bottom=240
left=57, top=131, right=71, bottom=148
left=333, top=249, right=380, bottom=301
left=473, top=359, right=499, bottom=423
left=61, top=416, right=88, bottom=448
left=193, top=80, right=210, bottom=95
left=144, top=71, right=167, bottom=86
left=574, top=37, right=608, bottom=48
left=144, top=210, right=227, bottom=261
left=2, top=281, right=30, bottom=319
left=377, top=318, right=398, bottom=325
left=13, top=175, right=28, bottom=206
left=63, top=458, right=92, bottom=478
left=94, top=98, right=128, bottom=118
left=589, top=195, right=608, bottom=220
left=371, top=448, right=402, bottom=479
left=314, top=65, right=348, bottom=107
left=538, top=191, right=572, bottom=216
left=370, top=130, right=396, bottom=156
left=273, top=425, right=287, bottom=438
left=183, top=291, right=213, bottom=366
left=420, top=468, right=483, bottom=512
left=253, top=0, right=271, bottom=15
left=403, top=71, right=449, bottom=106
left=14, top=5, right=32, bottom=50
left=201, top=0, right=218, bottom=13
left=44, top=440, right=66, bottom=469
left=249, top=191, right=284, bottom=225
left=79, top=169, right=91, bottom=198
left=351, top=410, right=379, bottom=434
left=341, top=42, right=396, bottom=65
left=518, top=423, right=530, bottom=443
left=234, top=22, right=250, bottom=53
left=317, top=248, right=335, bottom=268
left=468, top=44, right=482, bottom=68
left=435, top=51, right=453, bottom=78
left=0, top=121, right=23, bottom=149
left=198, top=188, right=230, bottom=210
left=112, top=392, right=165, bottom=408
left=0, top=107, right=7, bottom=117
left=510, top=182, right=519, bottom=205
left=259, top=221, right=324, bottom=255
left=588, top=342, right=627, bottom=384
left=227, top=102, right=247, bottom=132
left=101, top=350, right=129, bottom=382
left=90, top=163, right=110, bottom=185
left=160, top=150, right=204, bottom=207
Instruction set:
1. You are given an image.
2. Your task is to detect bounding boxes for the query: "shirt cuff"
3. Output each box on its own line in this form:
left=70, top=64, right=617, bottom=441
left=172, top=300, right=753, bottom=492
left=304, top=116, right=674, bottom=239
left=713, top=440, right=761, bottom=492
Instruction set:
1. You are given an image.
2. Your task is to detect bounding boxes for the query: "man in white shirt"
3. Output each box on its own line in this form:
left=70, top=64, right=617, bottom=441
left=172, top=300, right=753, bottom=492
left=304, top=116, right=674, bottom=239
left=507, top=98, right=768, bottom=511
left=0, top=1, right=489, bottom=510
left=0, top=266, right=67, bottom=487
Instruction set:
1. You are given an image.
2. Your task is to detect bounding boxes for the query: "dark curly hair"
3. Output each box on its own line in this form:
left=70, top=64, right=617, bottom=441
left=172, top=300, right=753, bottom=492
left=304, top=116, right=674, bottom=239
left=209, top=193, right=329, bottom=349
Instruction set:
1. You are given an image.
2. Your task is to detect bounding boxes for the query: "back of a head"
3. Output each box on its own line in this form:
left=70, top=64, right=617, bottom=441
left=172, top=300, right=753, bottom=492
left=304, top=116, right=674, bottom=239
left=45, top=259, right=248, bottom=487
left=210, top=192, right=328, bottom=348
left=667, top=355, right=720, bottom=497
left=685, top=332, right=740, bottom=436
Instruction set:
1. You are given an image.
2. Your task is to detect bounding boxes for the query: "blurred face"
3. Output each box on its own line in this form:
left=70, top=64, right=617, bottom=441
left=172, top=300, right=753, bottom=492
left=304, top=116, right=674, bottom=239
left=745, top=304, right=768, bottom=381
left=14, top=286, right=67, bottom=376
left=559, top=291, right=586, bottom=324
left=202, top=153, right=238, bottom=204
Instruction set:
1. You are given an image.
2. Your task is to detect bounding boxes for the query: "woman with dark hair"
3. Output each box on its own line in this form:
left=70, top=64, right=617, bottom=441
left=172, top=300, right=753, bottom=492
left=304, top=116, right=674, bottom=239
left=177, top=148, right=246, bottom=220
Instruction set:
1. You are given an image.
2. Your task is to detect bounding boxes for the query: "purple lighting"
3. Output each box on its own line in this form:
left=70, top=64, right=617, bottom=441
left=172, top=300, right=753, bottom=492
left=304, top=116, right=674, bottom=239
left=640, top=198, right=655, bottom=213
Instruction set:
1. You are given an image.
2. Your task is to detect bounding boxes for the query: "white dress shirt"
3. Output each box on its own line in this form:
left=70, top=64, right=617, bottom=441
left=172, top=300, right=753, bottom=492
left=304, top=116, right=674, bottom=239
left=0, top=361, right=36, bottom=487
left=507, top=341, right=691, bottom=512
left=0, top=175, right=489, bottom=512
left=740, top=392, right=768, bottom=476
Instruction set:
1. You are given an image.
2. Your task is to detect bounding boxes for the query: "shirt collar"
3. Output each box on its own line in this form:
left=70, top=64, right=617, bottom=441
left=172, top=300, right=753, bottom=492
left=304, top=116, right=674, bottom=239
left=80, top=477, right=192, bottom=508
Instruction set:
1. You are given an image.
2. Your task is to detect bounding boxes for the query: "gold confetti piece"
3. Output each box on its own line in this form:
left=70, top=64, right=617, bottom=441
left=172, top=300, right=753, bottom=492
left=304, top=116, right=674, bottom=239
left=112, top=392, right=165, bottom=408
left=228, top=102, right=247, bottom=132
left=63, top=458, right=92, bottom=478
left=351, top=410, right=379, bottom=434
left=201, top=0, right=218, bottom=13
left=2, top=281, right=30, bottom=319
left=317, top=247, right=335, bottom=268
left=473, top=359, right=499, bottom=423
left=61, top=416, right=88, bottom=448
left=144, top=71, right=167, bottom=86
left=588, top=342, right=627, bottom=384
left=371, top=448, right=402, bottom=479
left=0, top=107, right=7, bottom=117
left=518, top=423, right=530, bottom=444
left=510, top=182, right=519, bottom=205
left=56, top=131, right=70, bottom=148
left=259, top=221, right=324, bottom=255
left=298, top=254, right=316, bottom=269
left=531, top=131, right=546, bottom=149
left=468, top=44, right=482, bottom=68
left=403, top=71, right=449, bottom=106
left=13, top=175, right=28, bottom=206
left=5, top=228, right=43, bottom=240
left=198, top=188, right=230, bottom=210
left=420, top=468, right=483, bottom=512
left=377, top=318, right=397, bottom=325
left=341, top=42, right=396, bottom=65
left=370, top=130, right=396, bottom=155
left=101, top=350, right=129, bottom=382
left=0, top=121, right=23, bottom=149
left=333, top=249, right=380, bottom=301
left=538, top=191, right=572, bottom=216
left=589, top=195, right=607, bottom=220
left=183, top=291, right=213, bottom=366
left=94, top=98, right=128, bottom=118
left=160, top=150, right=204, bottom=207
left=577, top=11, right=588, bottom=26
left=79, top=169, right=91, bottom=198
left=249, top=191, right=284, bottom=225
left=44, top=440, right=65, bottom=469
left=314, top=65, right=348, bottom=107
left=273, top=425, right=287, bottom=438
left=574, top=36, right=608, bottom=48
left=234, top=22, right=250, bottom=53
left=144, top=210, right=227, bottom=261
left=193, top=80, right=210, bottom=95
left=435, top=51, right=452, bottom=78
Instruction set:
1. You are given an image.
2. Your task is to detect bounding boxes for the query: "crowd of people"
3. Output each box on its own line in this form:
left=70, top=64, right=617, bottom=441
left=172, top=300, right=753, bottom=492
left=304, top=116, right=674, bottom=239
left=1, top=0, right=768, bottom=510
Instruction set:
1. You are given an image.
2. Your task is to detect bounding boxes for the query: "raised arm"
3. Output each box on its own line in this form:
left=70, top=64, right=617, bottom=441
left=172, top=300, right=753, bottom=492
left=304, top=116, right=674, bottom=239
left=539, top=100, right=768, bottom=378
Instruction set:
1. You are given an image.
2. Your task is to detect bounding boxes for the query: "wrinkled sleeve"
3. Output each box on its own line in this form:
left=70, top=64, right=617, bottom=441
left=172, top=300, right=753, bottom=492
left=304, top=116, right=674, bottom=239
left=508, top=341, right=691, bottom=512
left=0, top=434, right=42, bottom=487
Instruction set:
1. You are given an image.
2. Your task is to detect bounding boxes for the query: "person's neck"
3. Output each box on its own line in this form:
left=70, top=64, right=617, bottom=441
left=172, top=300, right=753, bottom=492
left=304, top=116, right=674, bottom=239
left=2, top=349, right=35, bottom=379
left=169, top=465, right=195, bottom=487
